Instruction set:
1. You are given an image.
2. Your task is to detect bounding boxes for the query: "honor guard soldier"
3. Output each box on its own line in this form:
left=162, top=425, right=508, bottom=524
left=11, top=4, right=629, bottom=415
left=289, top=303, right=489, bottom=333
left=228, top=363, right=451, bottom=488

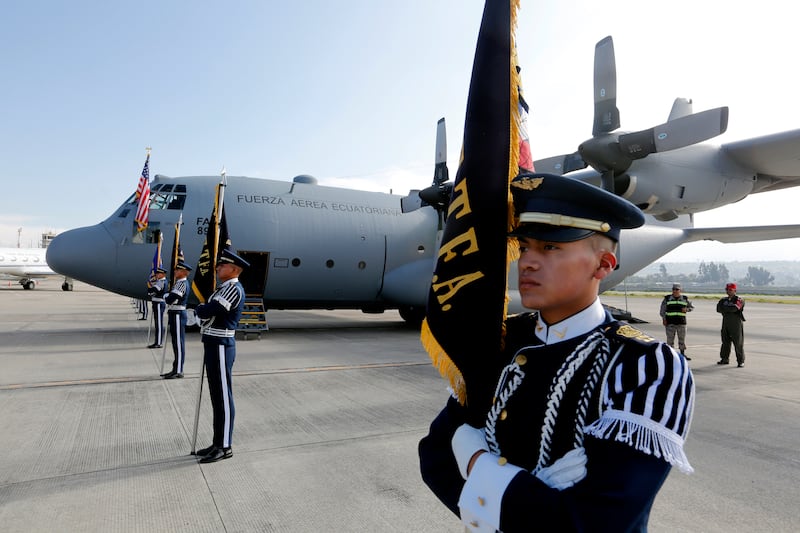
left=147, top=268, right=168, bottom=348
left=137, top=298, right=148, bottom=320
left=161, top=261, right=192, bottom=379
left=194, top=248, right=249, bottom=463
left=660, top=282, right=694, bottom=360
left=717, top=282, right=746, bottom=367
left=419, top=174, right=695, bottom=532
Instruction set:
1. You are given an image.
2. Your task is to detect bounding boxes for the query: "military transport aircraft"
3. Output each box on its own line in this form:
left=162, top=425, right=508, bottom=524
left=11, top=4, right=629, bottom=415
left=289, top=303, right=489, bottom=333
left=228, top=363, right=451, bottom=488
left=0, top=247, right=73, bottom=290
left=46, top=36, right=800, bottom=324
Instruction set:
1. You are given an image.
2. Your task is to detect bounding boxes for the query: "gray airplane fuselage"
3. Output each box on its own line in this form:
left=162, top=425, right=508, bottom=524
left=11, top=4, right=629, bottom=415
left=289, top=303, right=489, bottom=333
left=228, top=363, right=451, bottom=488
left=46, top=174, right=708, bottom=320
left=47, top=175, right=439, bottom=317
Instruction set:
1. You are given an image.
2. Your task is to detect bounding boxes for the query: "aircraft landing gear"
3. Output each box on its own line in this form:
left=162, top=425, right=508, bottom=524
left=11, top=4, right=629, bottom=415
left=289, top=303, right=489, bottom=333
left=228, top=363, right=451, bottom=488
left=61, top=280, right=73, bottom=291
left=23, top=280, right=35, bottom=290
left=398, top=305, right=425, bottom=327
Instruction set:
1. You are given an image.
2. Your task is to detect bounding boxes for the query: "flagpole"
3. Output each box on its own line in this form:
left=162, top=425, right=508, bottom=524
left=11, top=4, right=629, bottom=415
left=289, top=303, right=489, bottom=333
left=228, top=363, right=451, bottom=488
left=190, top=359, right=205, bottom=454
left=190, top=166, right=226, bottom=454
left=161, top=213, right=183, bottom=375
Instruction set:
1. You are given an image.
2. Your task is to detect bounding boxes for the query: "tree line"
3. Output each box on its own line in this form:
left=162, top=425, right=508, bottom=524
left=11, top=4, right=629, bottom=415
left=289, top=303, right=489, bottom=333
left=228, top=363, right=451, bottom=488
left=633, top=262, right=775, bottom=287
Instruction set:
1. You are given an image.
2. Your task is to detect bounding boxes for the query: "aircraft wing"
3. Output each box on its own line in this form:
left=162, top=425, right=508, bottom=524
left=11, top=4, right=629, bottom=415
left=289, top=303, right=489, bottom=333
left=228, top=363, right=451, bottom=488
left=684, top=224, right=800, bottom=244
left=722, top=129, right=800, bottom=193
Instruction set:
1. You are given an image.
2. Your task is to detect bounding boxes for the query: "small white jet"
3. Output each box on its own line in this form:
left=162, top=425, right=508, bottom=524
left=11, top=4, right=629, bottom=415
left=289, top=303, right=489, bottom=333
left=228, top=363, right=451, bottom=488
left=0, top=247, right=73, bottom=290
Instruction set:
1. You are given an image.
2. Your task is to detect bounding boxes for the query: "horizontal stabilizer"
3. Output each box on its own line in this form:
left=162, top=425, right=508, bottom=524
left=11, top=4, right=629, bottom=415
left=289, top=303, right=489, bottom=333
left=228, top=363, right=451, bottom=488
left=684, top=224, right=800, bottom=244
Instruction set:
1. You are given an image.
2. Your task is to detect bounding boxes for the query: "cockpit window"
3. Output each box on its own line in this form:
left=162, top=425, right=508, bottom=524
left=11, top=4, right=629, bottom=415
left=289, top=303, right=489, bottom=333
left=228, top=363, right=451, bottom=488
left=150, top=183, right=187, bottom=211
left=124, top=183, right=187, bottom=211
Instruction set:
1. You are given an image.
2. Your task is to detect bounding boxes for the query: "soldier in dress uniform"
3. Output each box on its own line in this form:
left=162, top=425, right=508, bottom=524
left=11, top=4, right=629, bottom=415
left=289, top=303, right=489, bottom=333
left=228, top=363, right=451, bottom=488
left=147, top=268, right=168, bottom=348
left=161, top=261, right=192, bottom=379
left=716, top=282, right=746, bottom=367
left=137, top=298, right=148, bottom=320
left=194, top=248, right=249, bottom=463
left=419, top=173, right=695, bottom=532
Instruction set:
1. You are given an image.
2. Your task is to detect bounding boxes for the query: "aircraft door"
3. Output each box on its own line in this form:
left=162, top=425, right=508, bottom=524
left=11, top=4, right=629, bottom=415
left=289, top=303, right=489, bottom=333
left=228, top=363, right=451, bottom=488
left=237, top=251, right=269, bottom=297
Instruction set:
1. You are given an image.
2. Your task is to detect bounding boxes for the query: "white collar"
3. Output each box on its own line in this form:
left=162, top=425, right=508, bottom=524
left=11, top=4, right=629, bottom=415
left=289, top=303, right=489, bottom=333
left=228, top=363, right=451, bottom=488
left=534, top=299, right=606, bottom=345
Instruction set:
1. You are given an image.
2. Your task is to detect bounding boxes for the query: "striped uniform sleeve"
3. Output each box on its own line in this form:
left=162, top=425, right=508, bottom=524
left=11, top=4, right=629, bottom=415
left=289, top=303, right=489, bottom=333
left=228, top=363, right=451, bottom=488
left=212, top=282, right=242, bottom=312
left=584, top=341, right=695, bottom=473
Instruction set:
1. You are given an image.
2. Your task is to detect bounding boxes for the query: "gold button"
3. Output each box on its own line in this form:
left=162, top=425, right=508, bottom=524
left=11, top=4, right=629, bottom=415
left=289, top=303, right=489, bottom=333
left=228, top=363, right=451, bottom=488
left=478, top=497, right=485, bottom=506
left=515, top=354, right=527, bottom=365
left=498, top=456, right=507, bottom=466
left=499, top=410, right=508, bottom=421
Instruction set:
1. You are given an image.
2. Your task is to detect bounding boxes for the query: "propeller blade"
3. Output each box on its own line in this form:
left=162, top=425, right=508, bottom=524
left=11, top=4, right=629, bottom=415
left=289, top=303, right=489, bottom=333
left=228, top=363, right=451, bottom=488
left=600, top=169, right=616, bottom=194
left=534, top=153, right=587, bottom=175
left=618, top=106, right=729, bottom=160
left=433, top=117, right=448, bottom=185
left=592, top=36, right=620, bottom=136
left=653, top=106, right=729, bottom=152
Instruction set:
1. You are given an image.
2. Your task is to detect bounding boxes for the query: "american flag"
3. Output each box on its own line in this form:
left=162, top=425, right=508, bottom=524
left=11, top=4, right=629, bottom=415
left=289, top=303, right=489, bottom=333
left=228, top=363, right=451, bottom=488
left=134, top=154, right=151, bottom=232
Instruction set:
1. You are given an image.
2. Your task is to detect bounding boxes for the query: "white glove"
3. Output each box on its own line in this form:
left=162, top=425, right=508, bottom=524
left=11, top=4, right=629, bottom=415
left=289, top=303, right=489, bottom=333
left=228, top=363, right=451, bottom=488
left=535, top=447, right=587, bottom=490
left=451, top=424, right=489, bottom=479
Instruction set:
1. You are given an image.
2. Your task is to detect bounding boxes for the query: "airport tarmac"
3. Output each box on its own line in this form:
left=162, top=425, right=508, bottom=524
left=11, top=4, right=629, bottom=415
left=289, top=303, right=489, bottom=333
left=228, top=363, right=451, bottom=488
left=0, top=280, right=798, bottom=532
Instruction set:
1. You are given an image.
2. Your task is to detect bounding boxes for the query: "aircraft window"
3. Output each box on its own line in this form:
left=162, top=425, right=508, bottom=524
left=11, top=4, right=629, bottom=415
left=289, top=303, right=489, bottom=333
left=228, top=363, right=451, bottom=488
left=160, top=184, right=174, bottom=192
left=175, top=185, right=186, bottom=193
left=358, top=261, right=366, bottom=270
left=417, top=245, right=425, bottom=254
left=150, top=191, right=186, bottom=210
left=151, top=184, right=163, bottom=191
left=131, top=222, right=161, bottom=244
left=325, top=259, right=334, bottom=268
left=291, top=258, right=301, bottom=267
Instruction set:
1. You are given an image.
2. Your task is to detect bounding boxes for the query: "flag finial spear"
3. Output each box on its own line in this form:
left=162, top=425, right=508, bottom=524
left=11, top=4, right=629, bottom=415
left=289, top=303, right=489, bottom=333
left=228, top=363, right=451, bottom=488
left=146, top=146, right=152, bottom=157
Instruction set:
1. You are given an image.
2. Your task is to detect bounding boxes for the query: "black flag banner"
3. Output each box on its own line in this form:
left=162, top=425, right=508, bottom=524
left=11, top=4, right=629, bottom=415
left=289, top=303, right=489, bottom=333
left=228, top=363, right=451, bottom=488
left=420, top=0, right=526, bottom=416
left=191, top=182, right=230, bottom=303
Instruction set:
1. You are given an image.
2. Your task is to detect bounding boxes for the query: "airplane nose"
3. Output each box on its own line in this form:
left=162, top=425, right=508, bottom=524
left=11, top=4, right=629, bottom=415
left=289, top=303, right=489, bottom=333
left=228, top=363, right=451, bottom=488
left=47, top=224, right=118, bottom=287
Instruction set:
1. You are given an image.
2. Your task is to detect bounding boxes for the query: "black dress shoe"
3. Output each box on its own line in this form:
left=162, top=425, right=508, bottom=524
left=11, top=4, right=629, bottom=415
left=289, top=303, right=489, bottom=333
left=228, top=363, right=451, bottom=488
left=147, top=343, right=163, bottom=349
left=138, top=317, right=147, bottom=320
left=717, top=360, right=729, bottom=365
left=737, top=363, right=744, bottom=368
left=163, top=373, right=183, bottom=379
left=194, top=445, right=216, bottom=456
left=198, top=447, right=233, bottom=463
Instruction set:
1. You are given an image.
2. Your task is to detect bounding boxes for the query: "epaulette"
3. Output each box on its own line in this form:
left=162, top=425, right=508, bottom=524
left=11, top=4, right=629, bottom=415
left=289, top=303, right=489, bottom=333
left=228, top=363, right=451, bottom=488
left=603, top=321, right=659, bottom=346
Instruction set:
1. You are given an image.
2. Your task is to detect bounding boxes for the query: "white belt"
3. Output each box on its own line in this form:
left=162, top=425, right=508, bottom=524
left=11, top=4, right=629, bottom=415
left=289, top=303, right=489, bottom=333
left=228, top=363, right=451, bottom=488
left=168, top=305, right=187, bottom=311
left=202, top=327, right=235, bottom=338
left=151, top=298, right=165, bottom=303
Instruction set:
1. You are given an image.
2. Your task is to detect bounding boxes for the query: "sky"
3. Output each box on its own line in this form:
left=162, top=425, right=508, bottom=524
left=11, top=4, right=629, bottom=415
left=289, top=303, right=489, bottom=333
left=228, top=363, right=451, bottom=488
left=2, top=0, right=800, bottom=262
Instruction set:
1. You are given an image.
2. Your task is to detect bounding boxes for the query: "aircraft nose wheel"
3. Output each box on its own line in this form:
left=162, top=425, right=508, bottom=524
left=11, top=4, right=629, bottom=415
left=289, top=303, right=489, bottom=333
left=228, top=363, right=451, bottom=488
left=61, top=281, right=73, bottom=291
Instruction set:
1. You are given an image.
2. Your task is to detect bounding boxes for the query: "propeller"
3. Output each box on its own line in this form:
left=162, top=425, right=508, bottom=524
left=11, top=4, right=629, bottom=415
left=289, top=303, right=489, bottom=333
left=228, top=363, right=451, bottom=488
left=535, top=36, right=729, bottom=195
left=418, top=118, right=452, bottom=211
left=400, top=118, right=452, bottom=221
